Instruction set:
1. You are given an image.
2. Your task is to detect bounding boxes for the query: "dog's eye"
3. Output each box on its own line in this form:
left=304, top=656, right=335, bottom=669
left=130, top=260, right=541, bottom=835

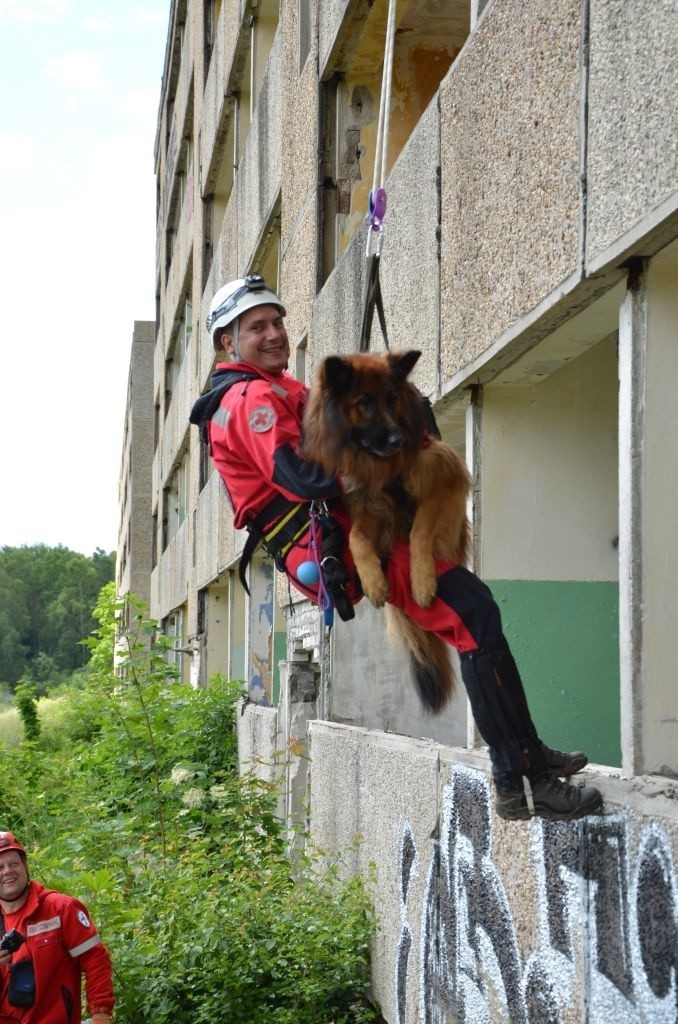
left=386, top=391, right=399, bottom=408
left=356, top=394, right=375, bottom=412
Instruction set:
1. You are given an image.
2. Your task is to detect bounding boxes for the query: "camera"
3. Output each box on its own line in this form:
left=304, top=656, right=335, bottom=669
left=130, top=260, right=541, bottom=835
left=0, top=930, right=25, bottom=954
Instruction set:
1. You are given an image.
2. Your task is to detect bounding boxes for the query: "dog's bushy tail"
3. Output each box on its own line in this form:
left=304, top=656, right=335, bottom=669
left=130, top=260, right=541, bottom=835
left=385, top=606, right=456, bottom=713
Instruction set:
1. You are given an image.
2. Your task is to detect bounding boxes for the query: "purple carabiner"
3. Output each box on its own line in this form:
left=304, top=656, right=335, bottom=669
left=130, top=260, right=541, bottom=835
left=369, top=187, right=387, bottom=230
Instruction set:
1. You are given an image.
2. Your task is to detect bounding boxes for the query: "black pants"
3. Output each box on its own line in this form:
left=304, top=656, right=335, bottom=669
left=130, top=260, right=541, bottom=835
left=437, top=567, right=549, bottom=788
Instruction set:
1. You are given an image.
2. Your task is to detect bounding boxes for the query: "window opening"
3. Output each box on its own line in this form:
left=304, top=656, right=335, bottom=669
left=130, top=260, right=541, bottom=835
left=320, top=0, right=469, bottom=277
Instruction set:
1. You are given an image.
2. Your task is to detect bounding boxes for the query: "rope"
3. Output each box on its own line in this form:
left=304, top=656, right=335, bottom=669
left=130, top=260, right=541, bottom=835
left=371, top=0, right=397, bottom=206
left=361, top=0, right=397, bottom=352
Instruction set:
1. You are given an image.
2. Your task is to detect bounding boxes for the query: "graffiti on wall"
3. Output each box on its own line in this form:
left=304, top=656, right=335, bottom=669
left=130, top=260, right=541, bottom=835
left=396, top=764, right=677, bottom=1024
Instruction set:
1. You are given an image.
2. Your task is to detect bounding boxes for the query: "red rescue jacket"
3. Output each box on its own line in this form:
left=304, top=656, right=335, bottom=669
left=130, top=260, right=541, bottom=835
left=0, top=882, right=114, bottom=1024
left=203, top=360, right=341, bottom=528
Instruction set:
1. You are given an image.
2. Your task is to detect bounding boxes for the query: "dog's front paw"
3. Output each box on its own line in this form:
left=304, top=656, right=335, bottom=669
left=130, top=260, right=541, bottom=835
left=411, top=568, right=437, bottom=609
left=361, top=570, right=390, bottom=608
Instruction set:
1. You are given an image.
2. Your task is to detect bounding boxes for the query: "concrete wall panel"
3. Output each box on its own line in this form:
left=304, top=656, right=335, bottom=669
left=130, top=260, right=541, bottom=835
left=280, top=0, right=319, bottom=254
left=377, top=97, right=440, bottom=396
left=439, top=0, right=583, bottom=379
left=586, top=0, right=678, bottom=270
left=311, top=228, right=366, bottom=372
left=281, top=199, right=318, bottom=349
left=330, top=599, right=467, bottom=746
left=236, top=701, right=279, bottom=781
left=308, top=723, right=442, bottom=1024
left=309, top=721, right=678, bottom=1024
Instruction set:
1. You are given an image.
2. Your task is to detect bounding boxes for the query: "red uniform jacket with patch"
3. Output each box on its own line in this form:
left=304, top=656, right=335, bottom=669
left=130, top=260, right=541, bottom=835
left=205, top=360, right=341, bottom=528
left=0, top=881, right=114, bottom=1024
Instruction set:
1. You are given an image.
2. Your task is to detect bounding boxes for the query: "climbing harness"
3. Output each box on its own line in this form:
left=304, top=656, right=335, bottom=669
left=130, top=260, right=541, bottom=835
left=360, top=0, right=397, bottom=353
left=239, top=494, right=311, bottom=594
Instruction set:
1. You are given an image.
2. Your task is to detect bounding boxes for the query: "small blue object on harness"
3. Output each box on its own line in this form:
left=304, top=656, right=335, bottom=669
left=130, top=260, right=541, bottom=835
left=297, top=560, right=320, bottom=586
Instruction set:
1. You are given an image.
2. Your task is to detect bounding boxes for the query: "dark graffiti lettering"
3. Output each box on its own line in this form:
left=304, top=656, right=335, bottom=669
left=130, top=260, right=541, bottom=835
left=395, top=764, right=677, bottom=1023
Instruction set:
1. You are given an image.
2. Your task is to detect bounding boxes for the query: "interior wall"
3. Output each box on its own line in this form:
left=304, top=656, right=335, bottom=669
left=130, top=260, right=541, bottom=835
left=481, top=336, right=621, bottom=765
left=481, top=337, right=619, bottom=582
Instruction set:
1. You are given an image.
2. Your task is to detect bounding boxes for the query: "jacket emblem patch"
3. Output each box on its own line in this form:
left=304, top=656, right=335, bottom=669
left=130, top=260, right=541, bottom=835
left=249, top=405, right=276, bottom=433
left=77, top=910, right=90, bottom=928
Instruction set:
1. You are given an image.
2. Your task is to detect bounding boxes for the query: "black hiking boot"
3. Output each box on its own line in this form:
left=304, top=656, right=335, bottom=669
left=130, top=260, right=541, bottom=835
left=495, top=775, right=603, bottom=822
left=539, top=744, right=588, bottom=779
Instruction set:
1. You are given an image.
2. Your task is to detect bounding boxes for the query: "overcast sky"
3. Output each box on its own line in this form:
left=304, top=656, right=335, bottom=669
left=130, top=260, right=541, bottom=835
left=0, top=0, right=169, bottom=556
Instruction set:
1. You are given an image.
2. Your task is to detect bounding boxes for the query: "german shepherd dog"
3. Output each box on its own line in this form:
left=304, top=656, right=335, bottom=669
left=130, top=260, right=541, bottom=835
left=302, top=349, right=471, bottom=712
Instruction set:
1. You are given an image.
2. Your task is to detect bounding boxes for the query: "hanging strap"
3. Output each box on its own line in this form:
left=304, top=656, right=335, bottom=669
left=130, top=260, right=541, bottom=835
left=360, top=0, right=397, bottom=352
left=359, top=252, right=389, bottom=352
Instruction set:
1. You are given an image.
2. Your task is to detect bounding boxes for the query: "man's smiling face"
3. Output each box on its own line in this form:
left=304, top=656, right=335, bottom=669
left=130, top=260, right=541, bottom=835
left=224, top=303, right=290, bottom=375
left=0, top=850, right=29, bottom=907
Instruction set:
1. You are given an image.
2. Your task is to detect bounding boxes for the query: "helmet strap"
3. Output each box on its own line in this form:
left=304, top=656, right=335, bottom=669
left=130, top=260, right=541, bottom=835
left=232, top=320, right=241, bottom=360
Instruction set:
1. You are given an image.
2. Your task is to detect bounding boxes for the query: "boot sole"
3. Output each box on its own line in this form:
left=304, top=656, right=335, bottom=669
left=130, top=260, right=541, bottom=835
left=496, top=793, right=603, bottom=822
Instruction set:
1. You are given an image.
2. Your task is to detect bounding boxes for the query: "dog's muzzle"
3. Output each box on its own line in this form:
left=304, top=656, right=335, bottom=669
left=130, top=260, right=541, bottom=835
left=351, top=427, right=404, bottom=458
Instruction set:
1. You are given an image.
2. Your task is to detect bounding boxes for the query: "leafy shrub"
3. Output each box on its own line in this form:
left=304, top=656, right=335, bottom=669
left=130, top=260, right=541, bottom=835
left=14, top=681, right=40, bottom=741
left=4, top=587, right=379, bottom=1023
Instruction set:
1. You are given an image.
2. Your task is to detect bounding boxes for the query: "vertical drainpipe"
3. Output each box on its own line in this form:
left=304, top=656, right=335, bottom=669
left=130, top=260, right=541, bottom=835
left=466, top=384, right=483, bottom=754
left=435, top=92, right=442, bottom=401
left=618, top=258, right=647, bottom=779
left=578, top=0, right=591, bottom=277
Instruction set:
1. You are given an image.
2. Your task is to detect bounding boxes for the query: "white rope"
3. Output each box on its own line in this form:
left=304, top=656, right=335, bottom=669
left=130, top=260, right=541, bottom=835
left=371, top=0, right=397, bottom=196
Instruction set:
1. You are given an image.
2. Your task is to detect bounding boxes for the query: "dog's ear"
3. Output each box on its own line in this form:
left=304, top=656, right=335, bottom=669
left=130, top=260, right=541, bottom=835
left=388, top=349, right=421, bottom=381
left=322, top=355, right=355, bottom=396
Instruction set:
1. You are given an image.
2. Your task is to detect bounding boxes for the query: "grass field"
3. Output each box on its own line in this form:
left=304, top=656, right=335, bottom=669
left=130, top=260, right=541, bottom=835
left=0, top=694, right=71, bottom=749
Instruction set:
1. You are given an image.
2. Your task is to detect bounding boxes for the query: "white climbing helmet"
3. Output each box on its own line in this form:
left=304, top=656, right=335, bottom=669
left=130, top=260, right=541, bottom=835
left=206, top=275, right=286, bottom=347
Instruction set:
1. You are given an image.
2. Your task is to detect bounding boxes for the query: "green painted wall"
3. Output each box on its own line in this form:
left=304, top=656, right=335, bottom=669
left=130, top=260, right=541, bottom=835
left=487, top=580, right=621, bottom=767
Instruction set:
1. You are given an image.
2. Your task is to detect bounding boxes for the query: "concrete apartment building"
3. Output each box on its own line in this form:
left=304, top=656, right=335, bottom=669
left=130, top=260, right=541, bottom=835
left=119, top=1, right=678, bottom=1020
left=116, top=320, right=155, bottom=612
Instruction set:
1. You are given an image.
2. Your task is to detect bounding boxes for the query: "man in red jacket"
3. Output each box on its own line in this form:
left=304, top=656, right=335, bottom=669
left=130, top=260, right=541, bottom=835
left=0, top=832, right=114, bottom=1024
left=191, top=275, right=603, bottom=823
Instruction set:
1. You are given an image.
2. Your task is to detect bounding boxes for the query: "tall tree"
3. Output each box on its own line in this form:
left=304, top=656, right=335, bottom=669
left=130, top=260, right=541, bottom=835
left=0, top=545, right=116, bottom=687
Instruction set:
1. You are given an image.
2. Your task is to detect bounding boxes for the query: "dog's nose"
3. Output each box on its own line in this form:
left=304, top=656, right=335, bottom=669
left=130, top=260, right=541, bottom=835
left=381, top=430, right=404, bottom=454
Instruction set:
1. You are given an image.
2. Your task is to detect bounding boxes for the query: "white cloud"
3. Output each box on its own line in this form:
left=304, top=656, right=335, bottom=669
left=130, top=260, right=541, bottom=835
left=115, top=85, right=162, bottom=129
left=82, top=16, right=112, bottom=33
left=42, top=50, right=104, bottom=91
left=0, top=0, right=70, bottom=24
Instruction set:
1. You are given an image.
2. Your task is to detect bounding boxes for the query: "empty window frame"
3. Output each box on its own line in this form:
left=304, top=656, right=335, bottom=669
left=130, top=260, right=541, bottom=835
left=163, top=607, right=185, bottom=670
left=204, top=0, right=223, bottom=81
left=164, top=450, right=189, bottom=550
left=321, top=0, right=470, bottom=276
left=165, top=129, right=194, bottom=279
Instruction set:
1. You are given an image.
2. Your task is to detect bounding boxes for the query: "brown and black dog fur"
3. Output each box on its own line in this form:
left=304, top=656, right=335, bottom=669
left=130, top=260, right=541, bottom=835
left=302, top=349, right=472, bottom=713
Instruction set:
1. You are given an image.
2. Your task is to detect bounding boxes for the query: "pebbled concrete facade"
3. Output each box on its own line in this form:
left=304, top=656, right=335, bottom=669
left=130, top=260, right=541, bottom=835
left=440, top=0, right=583, bottom=377
left=122, top=1, right=678, bottom=1019
left=586, top=0, right=678, bottom=269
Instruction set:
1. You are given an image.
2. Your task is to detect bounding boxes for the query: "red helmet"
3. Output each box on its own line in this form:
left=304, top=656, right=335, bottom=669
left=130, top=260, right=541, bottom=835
left=0, top=832, right=26, bottom=855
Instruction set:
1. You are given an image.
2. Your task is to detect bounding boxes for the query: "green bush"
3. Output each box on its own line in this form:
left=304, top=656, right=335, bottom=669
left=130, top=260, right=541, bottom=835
left=3, top=587, right=379, bottom=1023
left=14, top=681, right=40, bottom=741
